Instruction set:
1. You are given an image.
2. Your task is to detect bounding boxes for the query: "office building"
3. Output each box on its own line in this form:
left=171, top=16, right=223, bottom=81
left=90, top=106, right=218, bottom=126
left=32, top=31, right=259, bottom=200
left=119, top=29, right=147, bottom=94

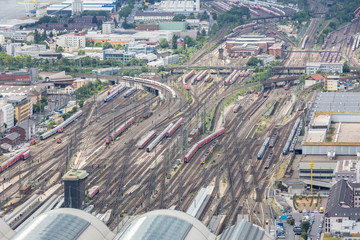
left=63, top=169, right=89, bottom=209
left=305, top=62, right=343, bottom=74
left=103, top=49, right=136, bottom=63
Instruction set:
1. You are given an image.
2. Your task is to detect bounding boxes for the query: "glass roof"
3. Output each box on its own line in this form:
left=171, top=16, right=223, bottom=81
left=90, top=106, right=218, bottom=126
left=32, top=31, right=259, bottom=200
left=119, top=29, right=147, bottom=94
left=117, top=215, right=191, bottom=240
left=13, top=213, right=90, bottom=240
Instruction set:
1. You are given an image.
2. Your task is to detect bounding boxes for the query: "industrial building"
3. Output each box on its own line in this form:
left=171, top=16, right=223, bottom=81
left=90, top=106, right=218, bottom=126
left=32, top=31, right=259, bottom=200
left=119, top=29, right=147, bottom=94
left=225, top=35, right=276, bottom=56
left=303, top=92, right=360, bottom=155
left=86, top=31, right=174, bottom=45
left=3, top=208, right=273, bottom=240
left=268, top=42, right=283, bottom=57
left=156, top=0, right=200, bottom=12
left=0, top=69, right=38, bottom=86
left=47, top=0, right=117, bottom=15
left=63, top=169, right=89, bottom=209
left=305, top=62, right=344, bottom=74
left=134, top=11, right=175, bottom=22
left=298, top=159, right=336, bottom=189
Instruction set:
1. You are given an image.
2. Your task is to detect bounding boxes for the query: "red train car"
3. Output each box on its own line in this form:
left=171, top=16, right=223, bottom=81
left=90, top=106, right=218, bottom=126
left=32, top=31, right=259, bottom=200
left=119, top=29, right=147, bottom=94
left=87, top=186, right=99, bottom=199
left=166, top=118, right=184, bottom=137
left=137, top=130, right=156, bottom=149
left=184, top=127, right=225, bottom=163
left=0, top=147, right=31, bottom=172
left=106, top=117, right=135, bottom=144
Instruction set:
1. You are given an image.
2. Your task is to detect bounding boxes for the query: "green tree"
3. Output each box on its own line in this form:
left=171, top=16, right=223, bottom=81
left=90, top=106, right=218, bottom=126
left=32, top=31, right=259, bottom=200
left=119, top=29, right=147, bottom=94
left=200, top=11, right=209, bottom=21
left=247, top=57, right=263, bottom=67
left=41, top=30, right=47, bottom=41
left=301, top=232, right=308, bottom=239
left=78, top=50, right=85, bottom=55
left=49, top=31, right=53, bottom=38
left=172, top=35, right=178, bottom=49
left=201, top=28, right=206, bottom=36
left=159, top=38, right=169, bottom=48
left=56, top=46, right=64, bottom=53
left=102, top=42, right=113, bottom=50
left=301, top=221, right=310, bottom=232
left=343, top=61, right=350, bottom=73
left=34, top=29, right=41, bottom=44
left=92, top=16, right=98, bottom=24
left=212, top=12, right=217, bottom=20
left=173, top=15, right=186, bottom=21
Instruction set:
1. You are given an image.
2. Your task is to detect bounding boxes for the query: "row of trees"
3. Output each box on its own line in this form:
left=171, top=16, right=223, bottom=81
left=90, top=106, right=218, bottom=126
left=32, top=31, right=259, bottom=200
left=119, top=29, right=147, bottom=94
left=0, top=52, right=146, bottom=74
left=75, top=79, right=109, bottom=108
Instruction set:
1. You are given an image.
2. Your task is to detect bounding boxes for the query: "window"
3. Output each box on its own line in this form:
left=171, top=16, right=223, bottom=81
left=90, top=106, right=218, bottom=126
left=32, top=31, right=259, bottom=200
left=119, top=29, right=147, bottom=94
left=338, top=219, right=342, bottom=223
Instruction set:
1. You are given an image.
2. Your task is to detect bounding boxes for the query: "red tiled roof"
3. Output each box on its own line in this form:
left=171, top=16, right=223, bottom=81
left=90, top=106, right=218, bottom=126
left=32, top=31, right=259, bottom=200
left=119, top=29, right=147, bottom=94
left=309, top=74, right=324, bottom=81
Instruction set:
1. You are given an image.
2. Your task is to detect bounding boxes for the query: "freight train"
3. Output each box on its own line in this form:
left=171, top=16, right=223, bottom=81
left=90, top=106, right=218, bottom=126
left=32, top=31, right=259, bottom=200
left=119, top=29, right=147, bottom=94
left=184, top=127, right=225, bottom=163
left=200, top=140, right=218, bottom=164
left=264, top=150, right=273, bottom=169
left=105, top=117, right=135, bottom=144
left=40, top=110, right=83, bottom=140
left=222, top=22, right=257, bottom=41
left=0, top=147, right=30, bottom=173
left=268, top=132, right=278, bottom=148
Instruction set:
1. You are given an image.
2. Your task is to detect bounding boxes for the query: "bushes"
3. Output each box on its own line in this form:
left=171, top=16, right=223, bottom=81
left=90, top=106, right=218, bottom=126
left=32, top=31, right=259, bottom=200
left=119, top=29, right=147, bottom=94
left=61, top=106, right=78, bottom=121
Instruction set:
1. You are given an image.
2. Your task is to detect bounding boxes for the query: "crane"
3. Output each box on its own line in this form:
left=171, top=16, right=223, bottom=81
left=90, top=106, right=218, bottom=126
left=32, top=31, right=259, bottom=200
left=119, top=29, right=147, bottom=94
left=18, top=0, right=51, bottom=16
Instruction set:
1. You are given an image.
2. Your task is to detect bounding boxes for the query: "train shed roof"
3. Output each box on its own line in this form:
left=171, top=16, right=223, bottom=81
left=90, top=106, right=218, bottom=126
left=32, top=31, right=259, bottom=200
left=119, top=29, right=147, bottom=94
left=114, top=209, right=216, bottom=240
left=11, top=208, right=115, bottom=240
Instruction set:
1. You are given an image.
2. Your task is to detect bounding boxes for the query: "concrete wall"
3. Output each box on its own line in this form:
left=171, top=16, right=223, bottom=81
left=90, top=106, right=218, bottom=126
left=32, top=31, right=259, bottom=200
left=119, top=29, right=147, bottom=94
left=303, top=144, right=360, bottom=155
left=331, top=114, right=360, bottom=123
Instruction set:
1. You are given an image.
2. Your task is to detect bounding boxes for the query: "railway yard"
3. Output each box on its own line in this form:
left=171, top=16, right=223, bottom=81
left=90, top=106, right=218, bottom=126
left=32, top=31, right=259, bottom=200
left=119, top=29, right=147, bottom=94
left=2, top=1, right=360, bottom=239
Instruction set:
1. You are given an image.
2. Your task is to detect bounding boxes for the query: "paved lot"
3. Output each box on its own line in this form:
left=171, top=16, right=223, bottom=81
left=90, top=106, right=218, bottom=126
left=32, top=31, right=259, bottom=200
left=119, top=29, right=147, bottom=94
left=278, top=212, right=323, bottom=240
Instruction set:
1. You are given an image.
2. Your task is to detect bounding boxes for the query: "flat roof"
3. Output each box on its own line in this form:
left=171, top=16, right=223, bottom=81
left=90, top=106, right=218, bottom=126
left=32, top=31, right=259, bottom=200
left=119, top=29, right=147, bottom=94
left=311, top=92, right=360, bottom=113
left=305, top=129, right=326, bottom=142
left=311, top=114, right=330, bottom=127
left=299, top=161, right=337, bottom=170
left=63, top=169, right=88, bottom=181
left=337, top=123, right=360, bottom=142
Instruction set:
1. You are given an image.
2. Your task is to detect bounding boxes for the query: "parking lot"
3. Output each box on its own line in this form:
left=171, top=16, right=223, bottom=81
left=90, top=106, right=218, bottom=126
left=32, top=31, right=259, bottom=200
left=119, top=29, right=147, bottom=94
left=277, top=212, right=324, bottom=239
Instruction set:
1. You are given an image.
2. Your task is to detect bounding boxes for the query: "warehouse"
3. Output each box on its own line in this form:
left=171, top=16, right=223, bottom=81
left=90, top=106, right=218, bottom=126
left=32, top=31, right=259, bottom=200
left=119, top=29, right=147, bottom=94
left=302, top=92, right=360, bottom=155
left=47, top=0, right=117, bottom=15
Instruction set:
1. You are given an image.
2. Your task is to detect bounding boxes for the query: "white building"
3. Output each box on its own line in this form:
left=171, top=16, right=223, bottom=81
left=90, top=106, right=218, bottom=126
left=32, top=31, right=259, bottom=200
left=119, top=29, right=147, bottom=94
left=256, top=54, right=275, bottom=65
left=102, top=21, right=115, bottom=34
left=56, top=33, right=86, bottom=49
left=158, top=0, right=200, bottom=12
left=134, top=11, right=175, bottom=22
left=72, top=0, right=84, bottom=15
left=305, top=62, right=344, bottom=74
left=0, top=101, right=14, bottom=130
left=333, top=160, right=360, bottom=184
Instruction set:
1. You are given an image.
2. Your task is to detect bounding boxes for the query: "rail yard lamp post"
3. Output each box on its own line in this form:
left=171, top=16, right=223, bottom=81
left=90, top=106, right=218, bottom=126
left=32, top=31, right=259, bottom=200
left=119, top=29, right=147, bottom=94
left=310, top=159, right=314, bottom=195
